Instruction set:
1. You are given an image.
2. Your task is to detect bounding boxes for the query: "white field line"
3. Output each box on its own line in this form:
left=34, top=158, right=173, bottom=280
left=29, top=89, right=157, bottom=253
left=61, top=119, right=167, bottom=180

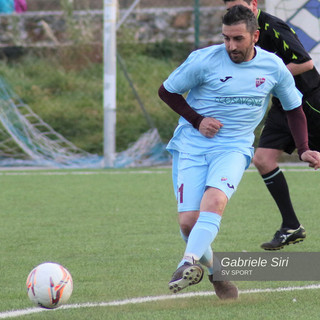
left=0, top=170, right=167, bottom=176
left=1, top=284, right=320, bottom=319
left=0, top=167, right=317, bottom=176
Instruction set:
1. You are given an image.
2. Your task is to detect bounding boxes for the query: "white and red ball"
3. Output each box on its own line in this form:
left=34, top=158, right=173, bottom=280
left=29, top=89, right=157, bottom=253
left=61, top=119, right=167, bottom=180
left=26, top=262, right=73, bottom=309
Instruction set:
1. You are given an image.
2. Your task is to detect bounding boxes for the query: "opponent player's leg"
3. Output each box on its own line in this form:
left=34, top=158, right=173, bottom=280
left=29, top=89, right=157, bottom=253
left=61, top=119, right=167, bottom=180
left=254, top=104, right=306, bottom=250
left=253, top=148, right=305, bottom=250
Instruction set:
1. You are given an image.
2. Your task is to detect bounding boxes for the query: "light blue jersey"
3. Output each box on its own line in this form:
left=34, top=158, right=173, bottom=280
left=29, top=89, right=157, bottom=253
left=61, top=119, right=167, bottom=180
left=164, top=44, right=302, bottom=158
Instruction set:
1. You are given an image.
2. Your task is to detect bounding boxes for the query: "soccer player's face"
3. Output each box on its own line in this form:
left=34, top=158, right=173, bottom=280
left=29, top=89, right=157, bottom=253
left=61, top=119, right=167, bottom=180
left=222, top=23, right=259, bottom=63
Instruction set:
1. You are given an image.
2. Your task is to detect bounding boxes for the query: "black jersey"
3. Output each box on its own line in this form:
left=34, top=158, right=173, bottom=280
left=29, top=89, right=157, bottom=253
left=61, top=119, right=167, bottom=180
left=257, top=9, right=320, bottom=95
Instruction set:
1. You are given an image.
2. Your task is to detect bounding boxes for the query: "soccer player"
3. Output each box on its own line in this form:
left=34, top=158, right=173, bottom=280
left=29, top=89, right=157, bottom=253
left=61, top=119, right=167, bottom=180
left=223, top=0, right=320, bottom=250
left=158, top=5, right=320, bottom=298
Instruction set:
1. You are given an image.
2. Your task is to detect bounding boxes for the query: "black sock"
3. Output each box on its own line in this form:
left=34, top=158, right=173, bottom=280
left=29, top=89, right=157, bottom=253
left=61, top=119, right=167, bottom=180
left=262, top=167, right=300, bottom=229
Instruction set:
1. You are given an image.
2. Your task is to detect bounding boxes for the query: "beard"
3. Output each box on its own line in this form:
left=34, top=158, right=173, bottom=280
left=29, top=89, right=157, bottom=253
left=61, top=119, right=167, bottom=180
left=227, top=46, right=256, bottom=63
left=228, top=50, right=245, bottom=63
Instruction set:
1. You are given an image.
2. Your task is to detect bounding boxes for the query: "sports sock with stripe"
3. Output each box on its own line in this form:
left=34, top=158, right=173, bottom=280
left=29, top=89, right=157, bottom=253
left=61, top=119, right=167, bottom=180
left=262, top=167, right=300, bottom=229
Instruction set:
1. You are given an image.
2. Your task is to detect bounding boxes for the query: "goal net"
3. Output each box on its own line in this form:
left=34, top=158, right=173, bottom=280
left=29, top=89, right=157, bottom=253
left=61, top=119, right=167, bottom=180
left=0, top=76, right=169, bottom=168
left=0, top=76, right=101, bottom=168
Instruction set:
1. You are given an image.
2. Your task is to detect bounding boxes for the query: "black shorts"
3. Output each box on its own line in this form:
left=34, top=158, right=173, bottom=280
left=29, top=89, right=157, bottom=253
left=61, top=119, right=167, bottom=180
left=259, top=96, right=320, bottom=154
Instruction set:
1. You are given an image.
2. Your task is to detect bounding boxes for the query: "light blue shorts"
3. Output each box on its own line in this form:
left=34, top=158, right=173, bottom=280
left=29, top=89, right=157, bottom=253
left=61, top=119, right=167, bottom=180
left=172, top=151, right=250, bottom=212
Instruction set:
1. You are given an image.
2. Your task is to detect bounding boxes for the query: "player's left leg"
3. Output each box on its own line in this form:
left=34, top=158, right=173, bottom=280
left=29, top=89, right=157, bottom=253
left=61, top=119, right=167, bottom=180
left=253, top=147, right=300, bottom=229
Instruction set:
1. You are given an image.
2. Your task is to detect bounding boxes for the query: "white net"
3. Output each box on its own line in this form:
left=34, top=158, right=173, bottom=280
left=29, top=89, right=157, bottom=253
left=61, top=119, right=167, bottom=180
left=0, top=76, right=101, bottom=167
left=0, top=77, right=170, bottom=168
left=116, top=128, right=169, bottom=167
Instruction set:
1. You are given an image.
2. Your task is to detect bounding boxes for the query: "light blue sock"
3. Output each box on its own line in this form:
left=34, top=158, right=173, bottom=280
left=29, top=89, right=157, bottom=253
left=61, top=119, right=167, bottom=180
left=182, top=211, right=221, bottom=264
left=199, top=247, right=214, bottom=274
left=178, top=224, right=220, bottom=274
left=180, top=228, right=214, bottom=269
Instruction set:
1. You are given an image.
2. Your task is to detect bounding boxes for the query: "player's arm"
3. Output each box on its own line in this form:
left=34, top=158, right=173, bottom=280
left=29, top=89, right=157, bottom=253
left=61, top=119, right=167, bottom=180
left=286, top=106, right=308, bottom=157
left=158, top=84, right=204, bottom=129
left=286, top=60, right=314, bottom=76
left=286, top=106, right=320, bottom=169
left=265, top=17, right=312, bottom=73
left=158, top=84, right=223, bottom=138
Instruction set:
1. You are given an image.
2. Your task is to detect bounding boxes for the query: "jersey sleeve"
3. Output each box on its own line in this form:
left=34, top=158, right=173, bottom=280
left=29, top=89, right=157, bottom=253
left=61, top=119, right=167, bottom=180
left=272, top=62, right=303, bottom=110
left=258, top=12, right=311, bottom=65
left=163, top=50, right=205, bottom=95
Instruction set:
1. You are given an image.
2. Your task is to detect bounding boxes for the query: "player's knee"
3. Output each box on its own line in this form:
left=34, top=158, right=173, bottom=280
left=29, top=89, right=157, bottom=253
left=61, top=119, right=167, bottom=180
left=252, top=153, right=264, bottom=169
left=253, top=151, right=278, bottom=175
left=180, top=224, right=192, bottom=237
left=179, top=211, right=199, bottom=236
left=252, top=150, right=271, bottom=170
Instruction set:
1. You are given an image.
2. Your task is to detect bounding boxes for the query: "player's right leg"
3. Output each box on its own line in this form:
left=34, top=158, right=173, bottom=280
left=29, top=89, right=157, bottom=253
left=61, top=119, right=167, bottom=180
left=254, top=104, right=305, bottom=250
left=260, top=225, right=306, bottom=250
left=254, top=148, right=305, bottom=250
left=169, top=153, right=207, bottom=293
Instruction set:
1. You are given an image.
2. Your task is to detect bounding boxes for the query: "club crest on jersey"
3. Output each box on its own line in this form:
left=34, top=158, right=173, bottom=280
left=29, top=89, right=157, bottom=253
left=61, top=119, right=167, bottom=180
left=256, top=78, right=265, bottom=87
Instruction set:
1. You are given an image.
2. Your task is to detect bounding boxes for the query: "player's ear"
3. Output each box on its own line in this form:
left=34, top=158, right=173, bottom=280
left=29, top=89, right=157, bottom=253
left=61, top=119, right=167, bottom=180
left=253, top=29, right=260, bottom=44
left=253, top=0, right=258, bottom=8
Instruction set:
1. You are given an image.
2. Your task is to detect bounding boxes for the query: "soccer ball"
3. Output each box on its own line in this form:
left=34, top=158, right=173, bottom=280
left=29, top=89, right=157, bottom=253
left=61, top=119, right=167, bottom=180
left=26, top=262, right=73, bottom=309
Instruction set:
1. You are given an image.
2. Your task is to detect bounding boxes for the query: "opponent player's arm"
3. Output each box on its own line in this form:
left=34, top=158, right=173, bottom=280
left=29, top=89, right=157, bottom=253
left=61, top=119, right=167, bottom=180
left=158, top=84, right=204, bottom=129
left=286, top=60, right=314, bottom=76
left=267, top=18, right=313, bottom=76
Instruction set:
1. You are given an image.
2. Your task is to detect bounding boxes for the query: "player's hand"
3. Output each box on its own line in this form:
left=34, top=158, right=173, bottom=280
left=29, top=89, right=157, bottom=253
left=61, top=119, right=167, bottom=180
left=301, top=150, right=320, bottom=170
left=198, top=117, right=223, bottom=138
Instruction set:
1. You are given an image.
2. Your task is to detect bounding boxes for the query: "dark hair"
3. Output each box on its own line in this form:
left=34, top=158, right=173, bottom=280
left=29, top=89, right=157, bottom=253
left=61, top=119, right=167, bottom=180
left=223, top=0, right=252, bottom=4
left=222, top=5, right=258, bottom=34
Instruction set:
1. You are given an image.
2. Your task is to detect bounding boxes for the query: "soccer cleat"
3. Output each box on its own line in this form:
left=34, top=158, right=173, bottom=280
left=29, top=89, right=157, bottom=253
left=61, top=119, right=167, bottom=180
left=168, top=262, right=204, bottom=293
left=208, top=275, right=239, bottom=300
left=261, top=225, right=306, bottom=251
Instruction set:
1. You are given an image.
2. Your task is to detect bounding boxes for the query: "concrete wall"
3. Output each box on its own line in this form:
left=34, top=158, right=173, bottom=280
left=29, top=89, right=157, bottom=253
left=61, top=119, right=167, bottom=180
left=0, top=7, right=225, bottom=48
